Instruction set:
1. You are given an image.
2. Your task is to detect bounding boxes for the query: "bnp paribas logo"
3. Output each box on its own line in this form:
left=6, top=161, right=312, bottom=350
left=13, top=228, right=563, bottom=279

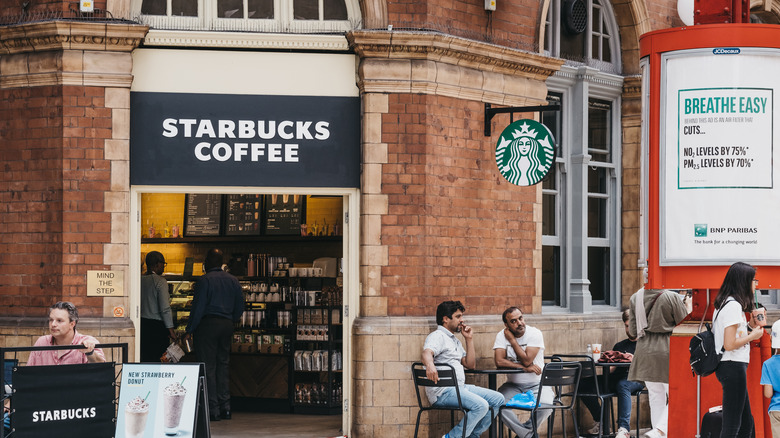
left=495, top=119, right=555, bottom=186
left=694, top=224, right=708, bottom=237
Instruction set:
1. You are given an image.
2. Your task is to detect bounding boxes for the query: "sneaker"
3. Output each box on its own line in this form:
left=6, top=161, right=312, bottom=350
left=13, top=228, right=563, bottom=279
left=587, top=422, right=600, bottom=435
left=616, top=427, right=630, bottom=438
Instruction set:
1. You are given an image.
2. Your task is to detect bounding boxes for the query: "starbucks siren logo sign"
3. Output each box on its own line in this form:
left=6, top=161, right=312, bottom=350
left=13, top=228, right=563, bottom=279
left=495, top=119, right=555, bottom=186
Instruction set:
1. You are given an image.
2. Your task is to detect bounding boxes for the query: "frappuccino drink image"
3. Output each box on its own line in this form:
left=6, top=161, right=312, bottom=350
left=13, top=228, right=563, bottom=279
left=163, top=382, right=187, bottom=436
left=125, top=396, right=150, bottom=438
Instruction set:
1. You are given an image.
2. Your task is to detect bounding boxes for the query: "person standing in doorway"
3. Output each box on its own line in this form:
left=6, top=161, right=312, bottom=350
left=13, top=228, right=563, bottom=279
left=141, top=251, right=177, bottom=362
left=713, top=262, right=765, bottom=438
left=184, top=249, right=245, bottom=421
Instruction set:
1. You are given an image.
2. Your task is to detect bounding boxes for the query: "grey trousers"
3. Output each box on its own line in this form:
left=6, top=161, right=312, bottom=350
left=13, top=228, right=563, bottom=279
left=498, top=381, right=555, bottom=438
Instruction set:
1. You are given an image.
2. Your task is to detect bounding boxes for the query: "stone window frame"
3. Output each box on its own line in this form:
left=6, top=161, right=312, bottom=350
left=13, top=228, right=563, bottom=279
left=541, top=0, right=623, bottom=312
left=132, top=0, right=362, bottom=33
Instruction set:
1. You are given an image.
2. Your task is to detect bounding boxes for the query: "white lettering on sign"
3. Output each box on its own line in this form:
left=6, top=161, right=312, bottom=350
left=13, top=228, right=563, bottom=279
left=32, top=407, right=97, bottom=422
left=163, top=118, right=324, bottom=164
left=162, top=118, right=330, bottom=141
left=194, top=142, right=299, bottom=162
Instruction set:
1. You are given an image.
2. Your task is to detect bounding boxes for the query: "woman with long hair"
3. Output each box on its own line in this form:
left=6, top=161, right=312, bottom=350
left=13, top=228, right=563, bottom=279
left=713, top=261, right=766, bottom=438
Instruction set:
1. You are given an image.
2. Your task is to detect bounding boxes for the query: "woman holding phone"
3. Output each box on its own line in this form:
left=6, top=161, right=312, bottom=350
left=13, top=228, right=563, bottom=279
left=713, top=261, right=766, bottom=438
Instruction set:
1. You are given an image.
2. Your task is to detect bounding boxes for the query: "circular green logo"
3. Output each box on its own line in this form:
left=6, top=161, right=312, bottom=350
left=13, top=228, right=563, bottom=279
left=495, top=119, right=556, bottom=186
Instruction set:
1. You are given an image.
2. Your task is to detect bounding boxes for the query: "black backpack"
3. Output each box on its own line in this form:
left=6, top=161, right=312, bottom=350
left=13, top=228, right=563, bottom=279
left=689, top=308, right=723, bottom=377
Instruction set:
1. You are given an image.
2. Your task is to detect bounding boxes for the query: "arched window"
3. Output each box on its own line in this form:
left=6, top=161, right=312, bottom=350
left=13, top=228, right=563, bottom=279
left=134, top=0, right=361, bottom=33
left=541, top=0, right=623, bottom=312
left=543, top=0, right=620, bottom=73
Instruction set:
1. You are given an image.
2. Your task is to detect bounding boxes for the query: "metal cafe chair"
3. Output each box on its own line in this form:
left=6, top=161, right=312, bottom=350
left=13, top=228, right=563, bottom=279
left=411, top=362, right=468, bottom=438
left=633, top=386, right=648, bottom=438
left=552, top=354, right=616, bottom=438
left=498, top=361, right=582, bottom=438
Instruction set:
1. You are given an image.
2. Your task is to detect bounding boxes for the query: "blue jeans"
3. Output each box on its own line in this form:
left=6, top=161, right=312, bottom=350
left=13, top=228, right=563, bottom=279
left=433, top=384, right=505, bottom=438
left=581, top=377, right=644, bottom=431
left=615, top=380, right=645, bottom=430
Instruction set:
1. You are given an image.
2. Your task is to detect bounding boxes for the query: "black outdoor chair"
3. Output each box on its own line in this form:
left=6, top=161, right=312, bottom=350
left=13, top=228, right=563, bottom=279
left=412, top=362, right=468, bottom=438
left=498, top=361, right=582, bottom=438
left=633, top=386, right=648, bottom=438
left=552, top=354, right=616, bottom=438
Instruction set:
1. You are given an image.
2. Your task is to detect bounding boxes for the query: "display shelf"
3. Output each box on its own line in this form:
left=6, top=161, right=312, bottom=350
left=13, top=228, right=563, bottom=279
left=232, top=352, right=292, bottom=357
left=142, top=235, right=340, bottom=244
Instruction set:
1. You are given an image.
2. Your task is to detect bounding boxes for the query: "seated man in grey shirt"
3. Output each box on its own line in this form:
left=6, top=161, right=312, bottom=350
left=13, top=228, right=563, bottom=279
left=422, top=300, right=504, bottom=438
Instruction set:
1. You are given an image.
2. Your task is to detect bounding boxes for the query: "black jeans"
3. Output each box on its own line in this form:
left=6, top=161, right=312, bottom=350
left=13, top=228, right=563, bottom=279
left=195, top=316, right=234, bottom=414
left=716, top=360, right=754, bottom=438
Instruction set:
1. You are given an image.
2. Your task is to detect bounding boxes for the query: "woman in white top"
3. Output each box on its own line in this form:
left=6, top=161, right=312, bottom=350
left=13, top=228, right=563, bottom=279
left=713, top=262, right=766, bottom=438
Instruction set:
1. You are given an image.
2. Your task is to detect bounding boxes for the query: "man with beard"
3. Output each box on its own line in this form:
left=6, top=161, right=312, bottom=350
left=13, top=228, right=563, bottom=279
left=493, top=306, right=553, bottom=438
left=422, top=300, right=504, bottom=438
left=579, top=309, right=644, bottom=438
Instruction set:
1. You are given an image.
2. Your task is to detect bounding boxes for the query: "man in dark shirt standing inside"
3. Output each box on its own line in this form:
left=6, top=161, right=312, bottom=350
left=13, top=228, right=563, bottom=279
left=185, top=248, right=244, bottom=421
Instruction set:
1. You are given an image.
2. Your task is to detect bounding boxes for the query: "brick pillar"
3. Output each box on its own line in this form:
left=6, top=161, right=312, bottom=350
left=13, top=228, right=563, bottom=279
left=348, top=30, right=564, bottom=437
left=0, top=21, right=147, bottom=359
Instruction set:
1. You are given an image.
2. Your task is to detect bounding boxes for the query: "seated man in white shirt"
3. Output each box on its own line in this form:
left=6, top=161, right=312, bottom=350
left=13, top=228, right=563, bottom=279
left=422, top=300, right=505, bottom=438
left=493, top=306, right=554, bottom=438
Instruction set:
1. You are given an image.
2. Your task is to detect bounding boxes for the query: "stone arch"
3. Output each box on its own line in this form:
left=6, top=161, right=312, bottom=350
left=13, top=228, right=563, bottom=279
left=359, top=0, right=387, bottom=29
left=610, top=0, right=650, bottom=75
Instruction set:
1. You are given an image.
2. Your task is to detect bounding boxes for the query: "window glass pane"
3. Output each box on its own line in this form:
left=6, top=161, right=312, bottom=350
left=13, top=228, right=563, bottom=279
left=602, top=36, right=611, bottom=62
left=592, top=35, right=599, bottom=60
left=218, top=0, right=244, bottom=18
left=542, top=163, right=557, bottom=190
left=587, top=247, right=609, bottom=302
left=587, top=197, right=607, bottom=238
left=543, top=193, right=556, bottom=236
left=588, top=99, right=611, bottom=162
left=294, top=0, right=319, bottom=19
left=171, top=0, right=197, bottom=16
left=542, top=245, right=561, bottom=305
left=142, top=0, right=166, bottom=15
left=543, top=94, right=562, bottom=157
left=588, top=166, right=607, bottom=194
left=560, top=28, right=586, bottom=62
left=248, top=0, right=274, bottom=18
left=323, top=0, right=348, bottom=20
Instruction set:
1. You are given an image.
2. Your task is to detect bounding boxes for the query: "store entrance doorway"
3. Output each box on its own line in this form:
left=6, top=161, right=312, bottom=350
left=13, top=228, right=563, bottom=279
left=131, top=189, right=355, bottom=436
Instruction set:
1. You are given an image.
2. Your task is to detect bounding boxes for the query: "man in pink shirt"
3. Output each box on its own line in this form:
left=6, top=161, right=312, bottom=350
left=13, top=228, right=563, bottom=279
left=27, top=301, right=106, bottom=366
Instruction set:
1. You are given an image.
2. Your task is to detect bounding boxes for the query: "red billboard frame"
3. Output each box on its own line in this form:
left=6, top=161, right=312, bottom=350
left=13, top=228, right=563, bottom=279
left=640, top=24, right=780, bottom=290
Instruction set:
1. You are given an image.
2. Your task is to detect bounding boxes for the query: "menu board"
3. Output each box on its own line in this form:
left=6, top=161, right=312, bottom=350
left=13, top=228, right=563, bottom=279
left=225, top=194, right=263, bottom=236
left=264, top=195, right=305, bottom=235
left=184, top=194, right=222, bottom=236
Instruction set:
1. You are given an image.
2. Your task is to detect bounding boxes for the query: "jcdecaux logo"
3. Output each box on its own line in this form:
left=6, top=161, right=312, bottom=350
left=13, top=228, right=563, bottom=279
left=713, top=48, right=740, bottom=55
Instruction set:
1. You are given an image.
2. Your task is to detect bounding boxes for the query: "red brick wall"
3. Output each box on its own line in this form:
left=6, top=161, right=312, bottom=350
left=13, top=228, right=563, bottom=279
left=386, top=0, right=541, bottom=50
left=0, top=0, right=108, bottom=21
left=381, top=93, right=538, bottom=317
left=0, top=85, right=111, bottom=318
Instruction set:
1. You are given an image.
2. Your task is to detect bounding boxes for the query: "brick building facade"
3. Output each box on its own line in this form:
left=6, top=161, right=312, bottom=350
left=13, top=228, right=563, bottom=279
left=4, top=0, right=776, bottom=435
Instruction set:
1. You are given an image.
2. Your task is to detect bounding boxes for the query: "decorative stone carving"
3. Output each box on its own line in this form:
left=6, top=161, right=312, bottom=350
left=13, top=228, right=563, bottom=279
left=0, top=21, right=147, bottom=55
